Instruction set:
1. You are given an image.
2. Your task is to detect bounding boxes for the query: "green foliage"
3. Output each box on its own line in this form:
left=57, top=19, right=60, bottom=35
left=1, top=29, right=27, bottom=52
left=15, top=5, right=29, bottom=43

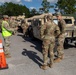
left=41, top=0, right=54, bottom=13
left=56, top=0, right=76, bottom=14
left=30, top=8, right=40, bottom=17
left=0, top=2, right=30, bottom=17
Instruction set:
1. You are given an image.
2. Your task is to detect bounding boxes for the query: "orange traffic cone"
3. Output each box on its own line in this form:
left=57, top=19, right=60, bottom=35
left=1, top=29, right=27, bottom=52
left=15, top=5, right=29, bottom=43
left=0, top=39, right=8, bottom=70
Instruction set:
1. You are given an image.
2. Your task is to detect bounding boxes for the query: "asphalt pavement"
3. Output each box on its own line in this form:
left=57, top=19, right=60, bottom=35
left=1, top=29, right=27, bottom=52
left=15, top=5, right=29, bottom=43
left=0, top=32, right=76, bottom=75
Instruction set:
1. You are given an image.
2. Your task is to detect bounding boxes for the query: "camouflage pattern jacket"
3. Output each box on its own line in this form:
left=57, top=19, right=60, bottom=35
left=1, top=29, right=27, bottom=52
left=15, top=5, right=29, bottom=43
left=2, top=20, right=15, bottom=33
left=40, top=21, right=60, bottom=40
left=58, top=19, right=66, bottom=34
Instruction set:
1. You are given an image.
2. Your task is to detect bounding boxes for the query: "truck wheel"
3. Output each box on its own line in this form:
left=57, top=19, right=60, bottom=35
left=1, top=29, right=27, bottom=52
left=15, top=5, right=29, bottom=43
left=75, top=43, right=76, bottom=46
left=64, top=39, right=68, bottom=48
left=29, top=28, right=34, bottom=38
left=64, top=39, right=68, bottom=45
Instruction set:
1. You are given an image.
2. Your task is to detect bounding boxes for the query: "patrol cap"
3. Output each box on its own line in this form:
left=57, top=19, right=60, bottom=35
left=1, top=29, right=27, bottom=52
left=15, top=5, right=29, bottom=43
left=46, top=14, right=53, bottom=20
left=56, top=12, right=61, bottom=16
left=3, top=15, right=9, bottom=18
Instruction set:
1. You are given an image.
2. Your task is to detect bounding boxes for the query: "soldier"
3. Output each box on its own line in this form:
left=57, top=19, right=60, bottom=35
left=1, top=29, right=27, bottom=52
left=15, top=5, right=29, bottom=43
left=1, top=15, right=18, bottom=58
left=9, top=17, right=18, bottom=35
left=54, top=12, right=66, bottom=62
left=21, top=20, right=29, bottom=37
left=40, top=14, right=60, bottom=70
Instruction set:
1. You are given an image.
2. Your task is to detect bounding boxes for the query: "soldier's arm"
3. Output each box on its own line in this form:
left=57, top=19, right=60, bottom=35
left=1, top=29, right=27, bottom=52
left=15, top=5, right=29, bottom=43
left=55, top=25, right=60, bottom=37
left=26, top=23, right=28, bottom=27
left=26, top=23, right=29, bottom=28
left=40, top=23, right=46, bottom=38
left=3, top=22, right=15, bottom=32
left=61, top=20, right=66, bottom=33
left=14, top=21, right=19, bottom=27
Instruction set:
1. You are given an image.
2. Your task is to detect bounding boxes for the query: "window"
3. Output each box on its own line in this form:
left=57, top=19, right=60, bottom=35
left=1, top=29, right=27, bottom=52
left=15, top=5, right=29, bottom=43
left=28, top=20, right=32, bottom=22
left=53, top=19, right=58, bottom=25
left=64, top=19, right=72, bottom=24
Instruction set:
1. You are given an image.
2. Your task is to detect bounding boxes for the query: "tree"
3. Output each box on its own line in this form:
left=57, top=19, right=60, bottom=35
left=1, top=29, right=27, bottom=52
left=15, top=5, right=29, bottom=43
left=30, top=8, right=40, bottom=17
left=41, top=0, right=53, bottom=13
left=56, top=0, right=76, bottom=14
left=0, top=2, right=30, bottom=17
left=39, top=8, right=44, bottom=14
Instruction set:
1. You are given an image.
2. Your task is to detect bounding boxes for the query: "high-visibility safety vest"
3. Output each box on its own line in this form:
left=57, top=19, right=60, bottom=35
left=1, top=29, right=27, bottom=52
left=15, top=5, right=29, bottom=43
left=2, top=21, right=12, bottom=37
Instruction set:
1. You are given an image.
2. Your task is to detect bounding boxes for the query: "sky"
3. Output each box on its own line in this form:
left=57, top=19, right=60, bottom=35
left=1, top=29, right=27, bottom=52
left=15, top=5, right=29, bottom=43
left=0, top=0, right=58, bottom=13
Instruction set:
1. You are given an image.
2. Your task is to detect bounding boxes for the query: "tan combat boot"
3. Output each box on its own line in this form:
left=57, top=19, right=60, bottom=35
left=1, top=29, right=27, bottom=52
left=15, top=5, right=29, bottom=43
left=54, top=58, right=61, bottom=63
left=60, top=54, right=64, bottom=59
left=40, top=65, right=49, bottom=70
left=5, top=54, right=11, bottom=58
left=48, top=64, right=53, bottom=68
left=54, top=54, right=64, bottom=63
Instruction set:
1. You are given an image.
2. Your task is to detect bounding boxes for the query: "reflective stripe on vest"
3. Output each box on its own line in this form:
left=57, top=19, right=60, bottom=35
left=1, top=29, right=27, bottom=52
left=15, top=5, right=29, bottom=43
left=2, top=21, right=12, bottom=37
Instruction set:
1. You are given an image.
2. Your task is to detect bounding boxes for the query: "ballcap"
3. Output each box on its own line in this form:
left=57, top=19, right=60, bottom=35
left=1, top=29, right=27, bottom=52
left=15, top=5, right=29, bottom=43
left=3, top=15, right=9, bottom=18
left=56, top=12, right=61, bottom=16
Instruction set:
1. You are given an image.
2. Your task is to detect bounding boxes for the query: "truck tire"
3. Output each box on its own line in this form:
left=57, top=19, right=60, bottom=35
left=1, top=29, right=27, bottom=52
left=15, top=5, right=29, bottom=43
left=75, top=43, right=76, bottom=46
left=29, top=28, right=34, bottom=38
left=64, top=38, right=68, bottom=45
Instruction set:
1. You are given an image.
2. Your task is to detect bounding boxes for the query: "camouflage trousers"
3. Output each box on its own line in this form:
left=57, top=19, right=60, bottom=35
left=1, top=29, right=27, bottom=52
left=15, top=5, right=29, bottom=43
left=3, top=36, right=11, bottom=55
left=23, top=29, right=27, bottom=35
left=13, top=30, right=17, bottom=35
left=10, top=27, right=17, bottom=35
left=42, top=38, right=55, bottom=65
left=23, top=28, right=28, bottom=36
left=57, top=33, right=65, bottom=58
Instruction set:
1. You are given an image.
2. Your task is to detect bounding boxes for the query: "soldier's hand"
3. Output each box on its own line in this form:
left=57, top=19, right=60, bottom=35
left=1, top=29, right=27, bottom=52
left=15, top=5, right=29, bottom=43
left=13, top=31, right=16, bottom=35
left=15, top=27, right=18, bottom=30
left=41, top=35, right=44, bottom=39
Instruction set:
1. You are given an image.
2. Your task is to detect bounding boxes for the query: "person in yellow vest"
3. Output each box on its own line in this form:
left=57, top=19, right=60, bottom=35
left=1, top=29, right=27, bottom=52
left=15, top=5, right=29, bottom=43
left=1, top=15, right=18, bottom=58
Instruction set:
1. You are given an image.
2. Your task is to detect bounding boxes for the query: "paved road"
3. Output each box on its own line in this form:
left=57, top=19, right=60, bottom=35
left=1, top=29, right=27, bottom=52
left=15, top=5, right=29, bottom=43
left=0, top=32, right=76, bottom=75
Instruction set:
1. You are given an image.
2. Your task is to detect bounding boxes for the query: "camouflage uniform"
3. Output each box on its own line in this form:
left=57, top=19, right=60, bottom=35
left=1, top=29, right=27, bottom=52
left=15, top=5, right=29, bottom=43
left=21, top=20, right=29, bottom=37
left=56, top=19, right=66, bottom=59
left=54, top=12, right=66, bottom=62
left=40, top=15, right=60, bottom=69
left=9, top=18, right=18, bottom=34
left=2, top=15, right=17, bottom=57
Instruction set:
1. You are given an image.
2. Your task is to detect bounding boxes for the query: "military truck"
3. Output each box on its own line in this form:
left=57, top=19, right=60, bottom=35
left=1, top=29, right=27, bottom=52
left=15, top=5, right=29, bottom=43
left=29, top=13, right=76, bottom=46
